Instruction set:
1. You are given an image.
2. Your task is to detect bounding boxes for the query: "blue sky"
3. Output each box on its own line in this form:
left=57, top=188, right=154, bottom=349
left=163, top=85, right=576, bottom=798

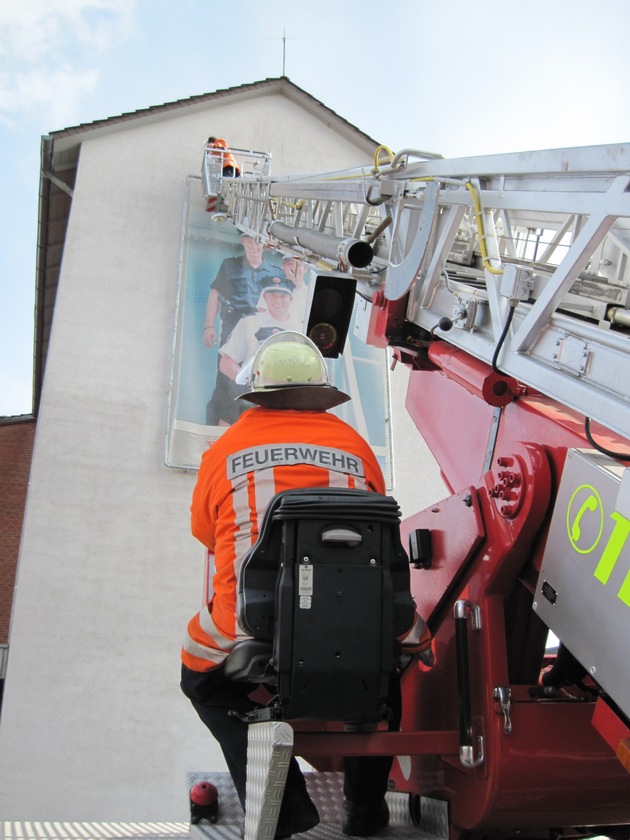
left=2, top=0, right=630, bottom=416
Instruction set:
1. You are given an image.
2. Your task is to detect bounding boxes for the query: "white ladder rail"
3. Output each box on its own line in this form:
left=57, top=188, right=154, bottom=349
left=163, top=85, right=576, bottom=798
left=212, top=144, right=630, bottom=442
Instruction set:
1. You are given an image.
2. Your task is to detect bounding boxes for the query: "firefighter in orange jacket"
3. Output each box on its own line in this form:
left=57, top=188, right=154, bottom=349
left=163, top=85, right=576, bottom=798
left=180, top=331, right=431, bottom=837
left=206, top=136, right=240, bottom=178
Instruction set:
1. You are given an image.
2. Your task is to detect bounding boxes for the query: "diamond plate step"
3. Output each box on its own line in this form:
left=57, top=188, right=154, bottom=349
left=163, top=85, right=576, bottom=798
left=189, top=771, right=447, bottom=840
left=244, top=721, right=294, bottom=840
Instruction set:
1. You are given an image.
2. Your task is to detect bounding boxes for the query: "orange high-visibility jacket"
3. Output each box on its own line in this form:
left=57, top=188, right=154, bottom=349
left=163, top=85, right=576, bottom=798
left=206, top=138, right=240, bottom=174
left=181, top=406, right=386, bottom=672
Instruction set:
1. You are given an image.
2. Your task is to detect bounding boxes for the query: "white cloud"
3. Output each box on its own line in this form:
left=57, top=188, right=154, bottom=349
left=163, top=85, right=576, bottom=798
left=0, top=65, right=100, bottom=128
left=0, top=0, right=136, bottom=57
left=0, top=0, right=137, bottom=122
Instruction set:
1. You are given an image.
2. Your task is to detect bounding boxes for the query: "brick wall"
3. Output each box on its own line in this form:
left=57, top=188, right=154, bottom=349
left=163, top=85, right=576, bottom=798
left=0, top=417, right=36, bottom=645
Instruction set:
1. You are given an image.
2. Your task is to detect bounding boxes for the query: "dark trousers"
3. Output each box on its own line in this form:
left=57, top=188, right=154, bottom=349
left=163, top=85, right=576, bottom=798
left=206, top=370, right=248, bottom=426
left=181, top=664, right=401, bottom=808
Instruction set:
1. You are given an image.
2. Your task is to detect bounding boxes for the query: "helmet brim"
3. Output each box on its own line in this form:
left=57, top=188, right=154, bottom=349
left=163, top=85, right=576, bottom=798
left=236, top=384, right=350, bottom=411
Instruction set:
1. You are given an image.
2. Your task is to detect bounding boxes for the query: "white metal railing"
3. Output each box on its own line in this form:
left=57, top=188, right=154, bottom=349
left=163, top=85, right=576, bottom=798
left=201, top=145, right=271, bottom=205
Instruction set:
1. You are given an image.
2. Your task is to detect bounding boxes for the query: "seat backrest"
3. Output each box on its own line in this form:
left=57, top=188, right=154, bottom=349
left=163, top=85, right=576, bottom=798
left=236, top=488, right=416, bottom=722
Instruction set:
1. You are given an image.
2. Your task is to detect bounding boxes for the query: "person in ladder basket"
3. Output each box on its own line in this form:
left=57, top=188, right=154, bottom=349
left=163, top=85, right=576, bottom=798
left=180, top=331, right=433, bottom=837
left=206, top=136, right=240, bottom=178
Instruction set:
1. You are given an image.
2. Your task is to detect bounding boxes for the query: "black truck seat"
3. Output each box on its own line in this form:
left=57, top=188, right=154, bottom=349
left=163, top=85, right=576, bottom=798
left=223, top=487, right=416, bottom=723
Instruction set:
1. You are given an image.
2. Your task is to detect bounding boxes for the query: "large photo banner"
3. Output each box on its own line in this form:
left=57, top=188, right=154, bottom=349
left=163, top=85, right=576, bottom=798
left=166, top=177, right=393, bottom=485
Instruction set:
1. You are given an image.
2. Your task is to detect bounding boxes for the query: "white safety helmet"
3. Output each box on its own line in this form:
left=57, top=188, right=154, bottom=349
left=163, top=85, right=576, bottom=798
left=236, top=331, right=350, bottom=410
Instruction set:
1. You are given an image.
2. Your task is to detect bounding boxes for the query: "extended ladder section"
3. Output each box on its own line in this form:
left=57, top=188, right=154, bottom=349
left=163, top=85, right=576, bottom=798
left=206, top=143, right=630, bottom=443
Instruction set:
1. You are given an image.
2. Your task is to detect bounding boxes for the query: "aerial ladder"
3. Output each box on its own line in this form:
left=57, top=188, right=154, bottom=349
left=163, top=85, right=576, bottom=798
left=195, top=141, right=630, bottom=840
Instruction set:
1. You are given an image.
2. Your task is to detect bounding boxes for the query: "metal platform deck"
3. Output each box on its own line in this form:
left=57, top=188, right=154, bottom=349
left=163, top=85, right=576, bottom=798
left=0, top=822, right=190, bottom=840
left=188, top=772, right=447, bottom=840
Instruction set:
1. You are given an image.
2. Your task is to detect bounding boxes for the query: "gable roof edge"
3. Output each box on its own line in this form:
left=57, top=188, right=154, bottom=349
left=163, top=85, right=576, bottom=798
left=49, top=77, right=380, bottom=156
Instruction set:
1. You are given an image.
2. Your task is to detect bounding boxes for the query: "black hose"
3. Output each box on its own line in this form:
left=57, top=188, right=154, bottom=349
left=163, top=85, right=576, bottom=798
left=584, top=417, right=630, bottom=461
left=491, top=304, right=516, bottom=375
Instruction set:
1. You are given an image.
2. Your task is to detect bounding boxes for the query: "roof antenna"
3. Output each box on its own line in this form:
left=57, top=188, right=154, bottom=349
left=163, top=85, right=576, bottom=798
left=271, top=29, right=299, bottom=77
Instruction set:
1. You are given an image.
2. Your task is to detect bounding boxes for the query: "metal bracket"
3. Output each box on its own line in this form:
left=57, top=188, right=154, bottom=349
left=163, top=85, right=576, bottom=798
left=493, top=686, right=512, bottom=734
left=553, top=334, right=591, bottom=376
left=483, top=407, right=502, bottom=474
left=460, top=734, right=485, bottom=769
left=453, top=599, right=482, bottom=630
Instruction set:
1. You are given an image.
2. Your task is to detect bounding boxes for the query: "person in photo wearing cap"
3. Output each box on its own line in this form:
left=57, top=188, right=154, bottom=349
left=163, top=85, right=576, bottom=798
left=255, top=255, right=309, bottom=323
left=220, top=274, right=304, bottom=377
left=204, top=235, right=278, bottom=427
left=204, top=235, right=278, bottom=350
left=205, top=275, right=304, bottom=426
left=180, top=332, right=431, bottom=836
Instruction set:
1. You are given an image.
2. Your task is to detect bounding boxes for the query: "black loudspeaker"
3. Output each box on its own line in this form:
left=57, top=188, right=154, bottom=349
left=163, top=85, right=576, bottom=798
left=305, top=273, right=357, bottom=357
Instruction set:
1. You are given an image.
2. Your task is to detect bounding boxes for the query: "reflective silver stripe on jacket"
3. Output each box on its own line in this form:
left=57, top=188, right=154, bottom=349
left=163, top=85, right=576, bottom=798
left=182, top=635, right=230, bottom=666
left=198, top=604, right=237, bottom=649
left=182, top=605, right=237, bottom=665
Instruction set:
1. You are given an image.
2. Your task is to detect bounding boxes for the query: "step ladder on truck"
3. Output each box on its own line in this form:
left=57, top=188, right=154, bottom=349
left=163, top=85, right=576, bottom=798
left=193, top=141, right=630, bottom=840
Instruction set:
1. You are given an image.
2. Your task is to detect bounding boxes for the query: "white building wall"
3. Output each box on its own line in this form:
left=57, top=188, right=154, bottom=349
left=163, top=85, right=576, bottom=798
left=0, top=92, right=444, bottom=821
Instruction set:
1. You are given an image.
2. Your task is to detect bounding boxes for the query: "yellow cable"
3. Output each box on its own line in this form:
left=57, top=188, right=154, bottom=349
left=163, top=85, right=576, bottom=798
left=465, top=182, right=503, bottom=275
left=405, top=178, right=503, bottom=275
left=373, top=145, right=395, bottom=173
